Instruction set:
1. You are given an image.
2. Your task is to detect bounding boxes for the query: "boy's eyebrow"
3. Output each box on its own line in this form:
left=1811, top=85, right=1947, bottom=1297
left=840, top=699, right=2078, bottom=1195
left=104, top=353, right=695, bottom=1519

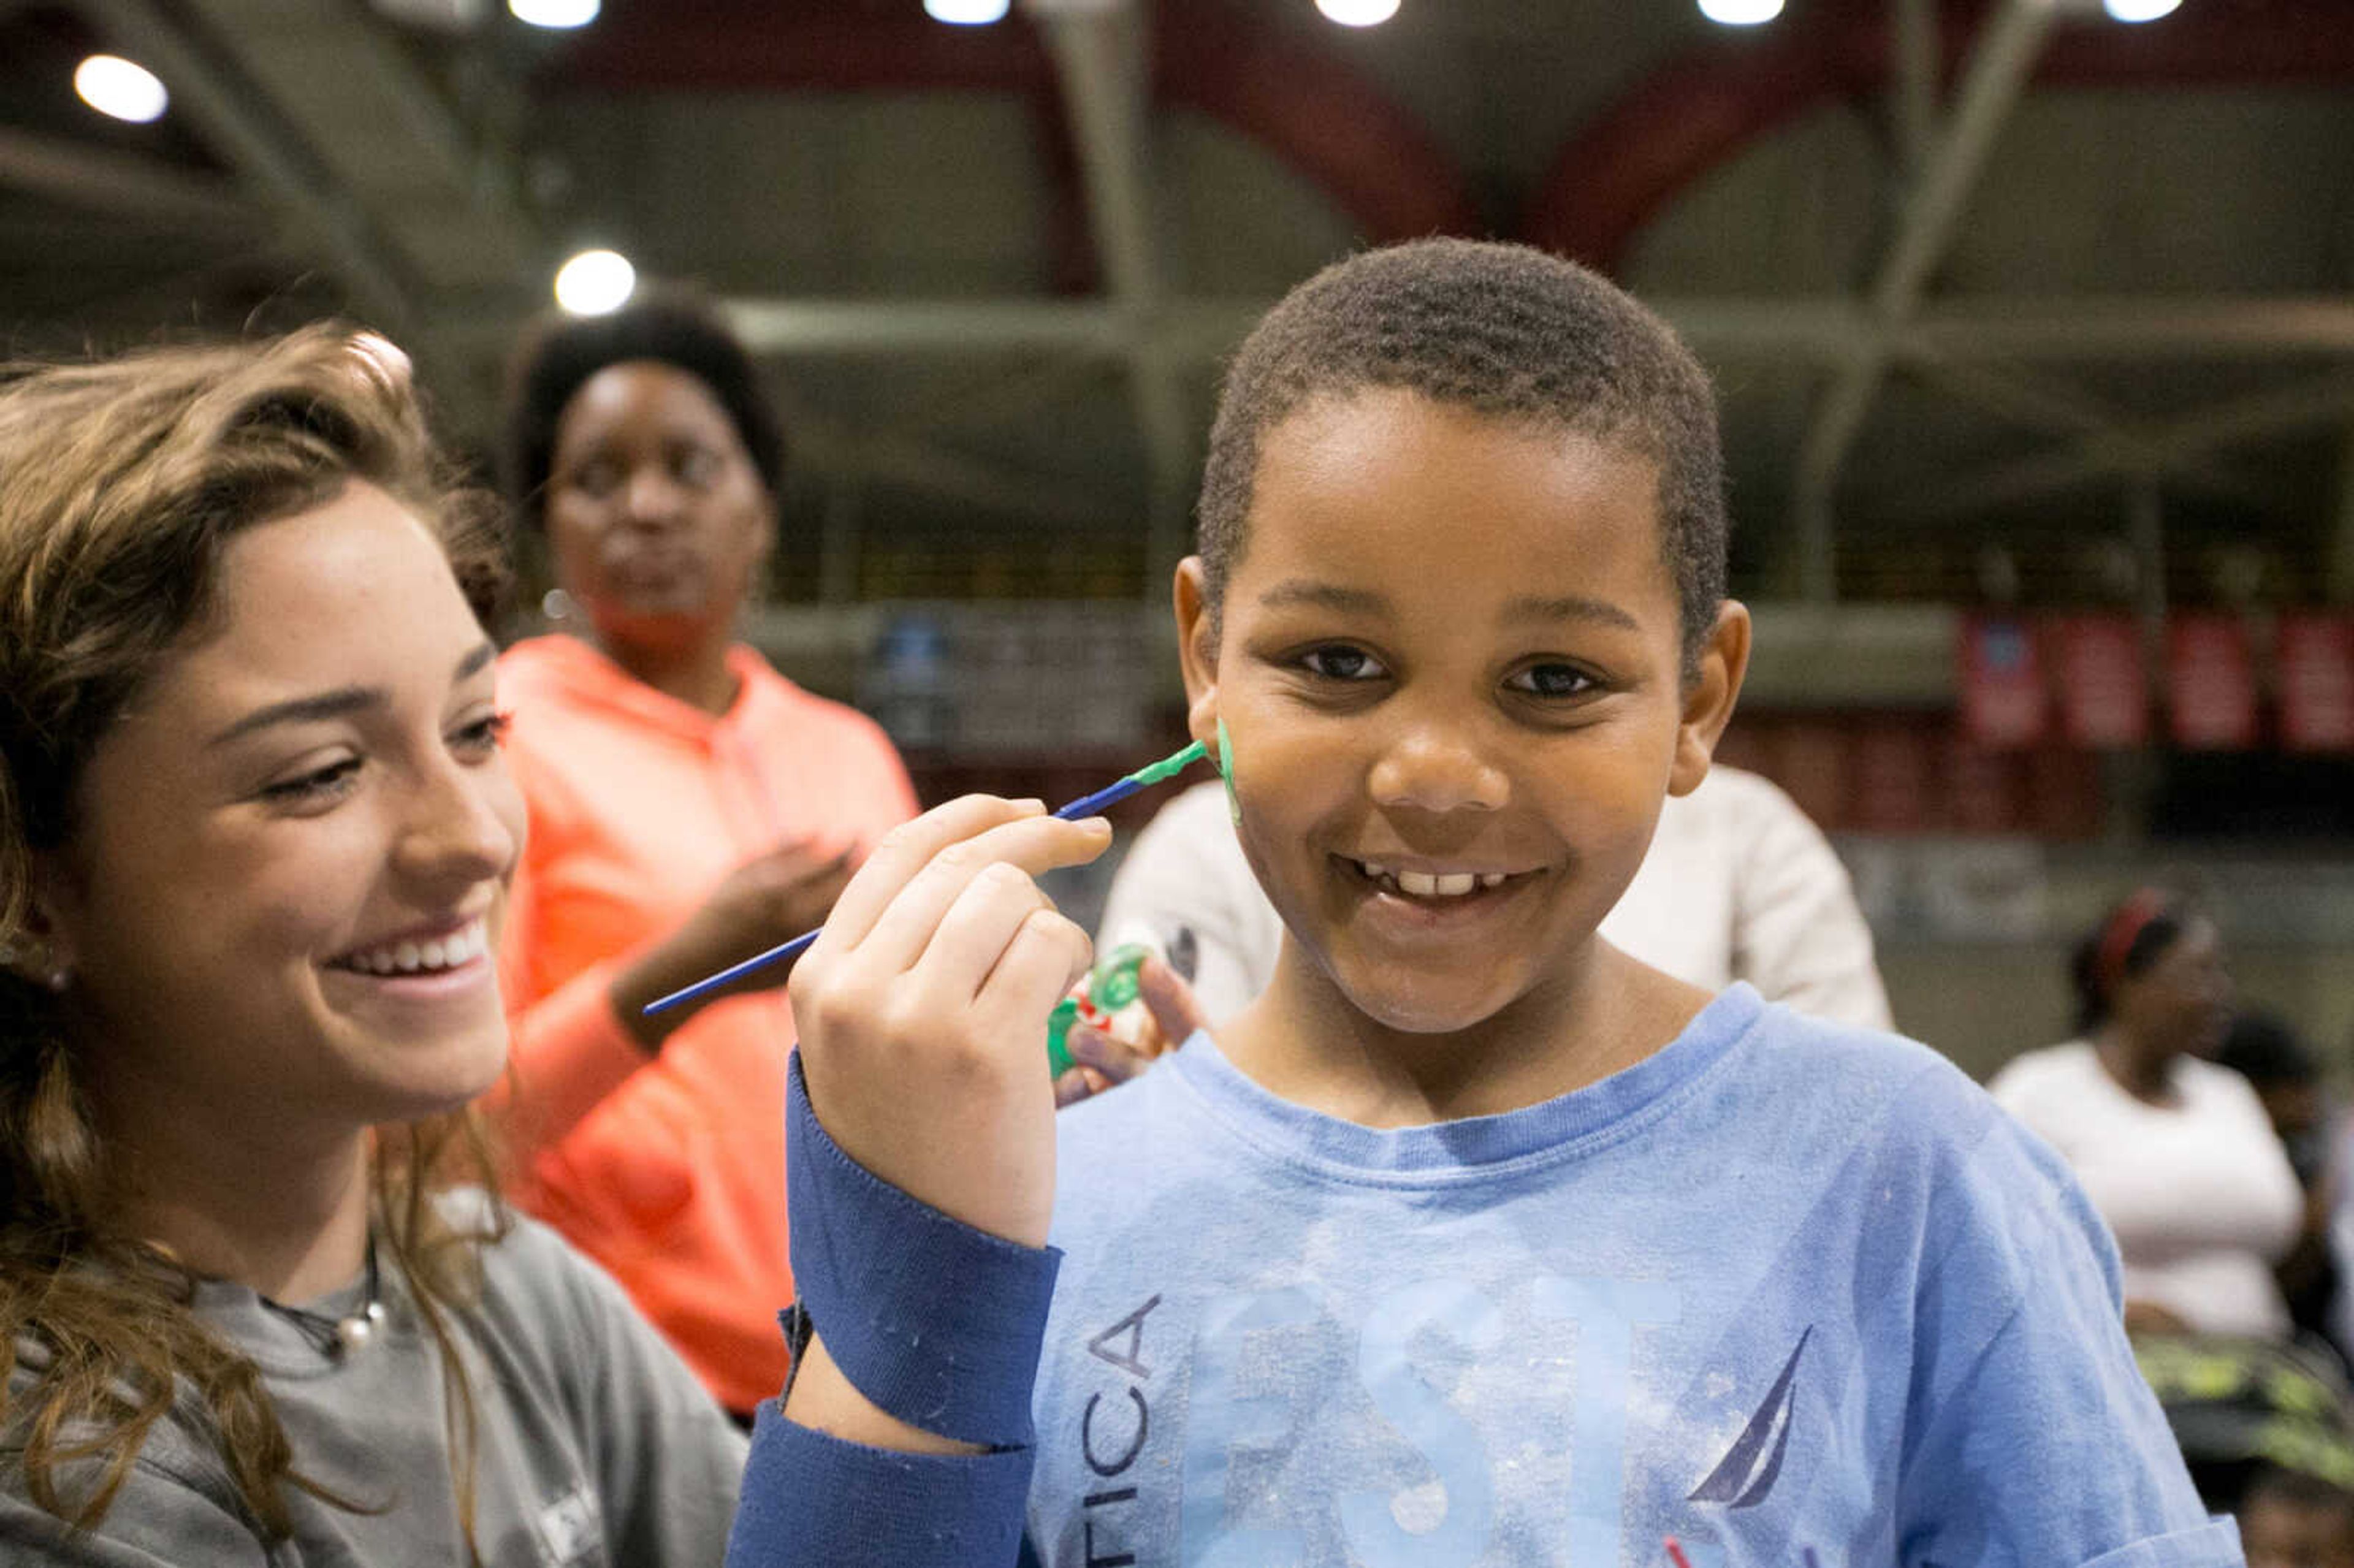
left=1500, top=595, right=1641, bottom=632
left=208, top=642, right=497, bottom=747
left=1257, top=580, right=1390, bottom=615
left=1256, top=583, right=1642, bottom=633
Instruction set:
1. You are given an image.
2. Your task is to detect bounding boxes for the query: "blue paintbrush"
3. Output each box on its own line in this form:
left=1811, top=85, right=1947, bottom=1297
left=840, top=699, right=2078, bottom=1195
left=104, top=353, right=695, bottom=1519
left=642, top=740, right=1211, bottom=1017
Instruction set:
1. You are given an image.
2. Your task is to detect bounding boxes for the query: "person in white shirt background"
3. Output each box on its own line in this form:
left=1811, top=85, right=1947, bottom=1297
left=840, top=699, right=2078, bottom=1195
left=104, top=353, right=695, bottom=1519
left=1991, top=888, right=2303, bottom=1341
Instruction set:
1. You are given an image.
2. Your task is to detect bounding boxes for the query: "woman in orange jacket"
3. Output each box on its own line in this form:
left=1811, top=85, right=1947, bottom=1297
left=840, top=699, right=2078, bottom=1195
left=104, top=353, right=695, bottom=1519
left=493, top=294, right=918, bottom=1417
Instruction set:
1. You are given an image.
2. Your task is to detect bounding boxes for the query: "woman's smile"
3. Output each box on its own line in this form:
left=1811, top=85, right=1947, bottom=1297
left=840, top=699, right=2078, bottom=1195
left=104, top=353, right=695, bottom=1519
left=322, top=912, right=499, bottom=1015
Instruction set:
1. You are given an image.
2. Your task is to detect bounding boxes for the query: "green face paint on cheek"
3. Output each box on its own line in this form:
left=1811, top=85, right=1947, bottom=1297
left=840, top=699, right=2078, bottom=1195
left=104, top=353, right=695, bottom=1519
left=1216, top=716, right=1239, bottom=826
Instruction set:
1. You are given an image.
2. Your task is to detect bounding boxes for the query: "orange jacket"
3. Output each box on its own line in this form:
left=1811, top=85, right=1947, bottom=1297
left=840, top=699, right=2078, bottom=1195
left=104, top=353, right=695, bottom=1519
left=492, top=634, right=918, bottom=1412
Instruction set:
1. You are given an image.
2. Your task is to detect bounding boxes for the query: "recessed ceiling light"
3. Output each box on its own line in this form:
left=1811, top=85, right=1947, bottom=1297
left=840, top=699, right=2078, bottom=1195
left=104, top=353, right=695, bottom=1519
left=75, top=55, right=169, bottom=123
left=554, top=249, right=636, bottom=316
left=1697, top=0, right=1785, bottom=23
left=509, top=0, right=599, bottom=29
left=925, top=0, right=1011, bottom=22
left=2103, top=0, right=2181, bottom=20
left=1316, top=0, right=1401, bottom=26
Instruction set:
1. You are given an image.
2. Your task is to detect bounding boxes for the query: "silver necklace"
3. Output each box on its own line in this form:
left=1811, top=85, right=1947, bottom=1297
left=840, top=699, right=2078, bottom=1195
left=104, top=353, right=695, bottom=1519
left=255, top=1235, right=387, bottom=1358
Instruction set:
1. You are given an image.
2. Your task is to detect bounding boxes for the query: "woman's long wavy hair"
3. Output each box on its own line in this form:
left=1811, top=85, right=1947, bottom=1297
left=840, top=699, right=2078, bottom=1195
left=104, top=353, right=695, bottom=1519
left=0, top=326, right=512, bottom=1547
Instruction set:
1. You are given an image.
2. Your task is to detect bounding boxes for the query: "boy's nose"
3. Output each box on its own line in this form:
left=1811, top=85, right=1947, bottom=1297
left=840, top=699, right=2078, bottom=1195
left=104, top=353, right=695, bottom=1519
left=1367, top=727, right=1510, bottom=815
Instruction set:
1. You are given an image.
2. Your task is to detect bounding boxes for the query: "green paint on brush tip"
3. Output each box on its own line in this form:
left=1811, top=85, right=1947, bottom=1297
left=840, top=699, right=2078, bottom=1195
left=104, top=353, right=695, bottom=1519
left=1130, top=739, right=1206, bottom=787
left=1216, top=717, right=1240, bottom=825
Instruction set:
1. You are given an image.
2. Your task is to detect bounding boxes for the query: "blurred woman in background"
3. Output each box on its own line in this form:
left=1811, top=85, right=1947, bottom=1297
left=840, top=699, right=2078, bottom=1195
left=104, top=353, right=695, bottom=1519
left=493, top=293, right=918, bottom=1417
left=0, top=329, right=741, bottom=1562
left=1992, top=889, right=2302, bottom=1339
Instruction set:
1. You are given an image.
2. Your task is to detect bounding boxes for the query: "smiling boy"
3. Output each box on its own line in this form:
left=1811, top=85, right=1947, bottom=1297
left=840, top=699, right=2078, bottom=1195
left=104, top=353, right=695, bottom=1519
left=729, top=241, right=2237, bottom=1568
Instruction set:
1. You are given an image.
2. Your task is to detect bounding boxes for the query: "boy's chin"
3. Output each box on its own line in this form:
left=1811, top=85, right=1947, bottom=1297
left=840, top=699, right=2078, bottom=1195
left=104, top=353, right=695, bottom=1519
left=1325, top=962, right=1526, bottom=1038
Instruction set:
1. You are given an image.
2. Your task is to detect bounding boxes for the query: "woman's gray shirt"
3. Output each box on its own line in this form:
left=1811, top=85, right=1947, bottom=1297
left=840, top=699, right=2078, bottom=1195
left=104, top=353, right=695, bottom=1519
left=2, top=1200, right=747, bottom=1566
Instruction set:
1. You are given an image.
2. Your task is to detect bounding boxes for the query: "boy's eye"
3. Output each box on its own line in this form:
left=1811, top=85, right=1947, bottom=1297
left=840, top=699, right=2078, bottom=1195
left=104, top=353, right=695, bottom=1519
left=672, top=446, right=723, bottom=489
left=1300, top=646, right=1388, bottom=682
left=261, top=756, right=362, bottom=807
left=1505, top=663, right=1595, bottom=699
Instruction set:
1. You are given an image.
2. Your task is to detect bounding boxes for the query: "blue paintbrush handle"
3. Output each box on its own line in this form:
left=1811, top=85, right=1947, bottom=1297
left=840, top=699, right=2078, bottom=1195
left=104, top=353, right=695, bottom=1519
left=642, top=927, right=820, bottom=1016
left=644, top=772, right=1160, bottom=1016
left=1048, top=774, right=1145, bottom=822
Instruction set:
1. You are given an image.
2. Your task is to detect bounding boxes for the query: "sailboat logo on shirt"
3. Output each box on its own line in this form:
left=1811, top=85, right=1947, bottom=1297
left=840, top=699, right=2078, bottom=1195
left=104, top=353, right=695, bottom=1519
left=1688, top=1326, right=1812, bottom=1509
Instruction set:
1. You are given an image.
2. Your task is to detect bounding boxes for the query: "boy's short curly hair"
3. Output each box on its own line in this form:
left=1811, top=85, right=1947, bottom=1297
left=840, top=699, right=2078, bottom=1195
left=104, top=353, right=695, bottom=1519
left=1197, top=238, right=1728, bottom=670
left=500, top=289, right=784, bottom=530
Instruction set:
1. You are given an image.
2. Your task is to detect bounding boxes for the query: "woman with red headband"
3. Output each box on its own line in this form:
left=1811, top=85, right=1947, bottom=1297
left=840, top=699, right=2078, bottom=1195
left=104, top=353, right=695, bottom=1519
left=1991, top=889, right=2302, bottom=1338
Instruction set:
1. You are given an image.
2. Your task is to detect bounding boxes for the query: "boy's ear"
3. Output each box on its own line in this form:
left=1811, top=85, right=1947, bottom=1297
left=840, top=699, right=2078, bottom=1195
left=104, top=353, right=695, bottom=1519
left=1173, top=557, right=1221, bottom=750
left=1669, top=600, right=1751, bottom=798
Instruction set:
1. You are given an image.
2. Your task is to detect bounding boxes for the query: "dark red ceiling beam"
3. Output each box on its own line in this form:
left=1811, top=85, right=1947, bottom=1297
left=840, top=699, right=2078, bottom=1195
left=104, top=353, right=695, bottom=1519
left=1149, top=4, right=1479, bottom=241
left=544, top=1, right=1478, bottom=246
left=1525, top=0, right=2354, bottom=275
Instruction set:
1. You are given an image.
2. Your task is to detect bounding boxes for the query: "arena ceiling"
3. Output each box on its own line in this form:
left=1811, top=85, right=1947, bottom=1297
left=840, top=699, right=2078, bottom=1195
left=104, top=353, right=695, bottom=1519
left=4, top=0, right=2352, bottom=614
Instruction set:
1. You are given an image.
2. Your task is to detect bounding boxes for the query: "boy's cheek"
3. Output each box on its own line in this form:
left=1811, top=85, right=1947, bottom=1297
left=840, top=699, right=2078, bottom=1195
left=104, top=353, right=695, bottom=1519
left=1220, top=724, right=1338, bottom=829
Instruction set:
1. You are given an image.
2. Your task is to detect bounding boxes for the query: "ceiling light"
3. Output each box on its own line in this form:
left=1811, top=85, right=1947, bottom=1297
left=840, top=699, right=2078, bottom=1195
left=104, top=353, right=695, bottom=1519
left=925, top=0, right=1011, bottom=21
left=509, top=0, right=598, bottom=28
left=74, top=55, right=168, bottom=123
left=554, top=249, right=634, bottom=316
left=1697, top=0, right=1785, bottom=23
left=2102, top=0, right=2181, bottom=19
left=1316, top=0, right=1401, bottom=23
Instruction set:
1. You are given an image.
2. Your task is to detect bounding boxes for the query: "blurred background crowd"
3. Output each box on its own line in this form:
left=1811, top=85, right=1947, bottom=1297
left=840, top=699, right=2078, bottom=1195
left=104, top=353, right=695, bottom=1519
left=7, top=0, right=2354, bottom=1557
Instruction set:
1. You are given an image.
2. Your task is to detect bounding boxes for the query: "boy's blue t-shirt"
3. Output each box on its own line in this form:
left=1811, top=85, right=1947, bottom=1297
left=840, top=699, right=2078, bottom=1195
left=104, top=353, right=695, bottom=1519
left=1026, top=985, right=2235, bottom=1568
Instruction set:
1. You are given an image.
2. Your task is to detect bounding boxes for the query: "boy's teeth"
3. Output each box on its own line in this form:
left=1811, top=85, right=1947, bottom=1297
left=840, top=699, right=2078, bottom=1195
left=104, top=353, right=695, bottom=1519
left=1352, top=859, right=1510, bottom=898
left=1392, top=869, right=1479, bottom=898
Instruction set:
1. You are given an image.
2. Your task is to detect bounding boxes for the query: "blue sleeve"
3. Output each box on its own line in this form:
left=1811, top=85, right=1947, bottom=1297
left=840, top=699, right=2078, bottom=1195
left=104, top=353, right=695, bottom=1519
left=726, top=1402, right=1035, bottom=1568
left=725, top=1056, right=1057, bottom=1566
left=785, top=1052, right=1059, bottom=1450
left=1896, top=1118, right=2244, bottom=1567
